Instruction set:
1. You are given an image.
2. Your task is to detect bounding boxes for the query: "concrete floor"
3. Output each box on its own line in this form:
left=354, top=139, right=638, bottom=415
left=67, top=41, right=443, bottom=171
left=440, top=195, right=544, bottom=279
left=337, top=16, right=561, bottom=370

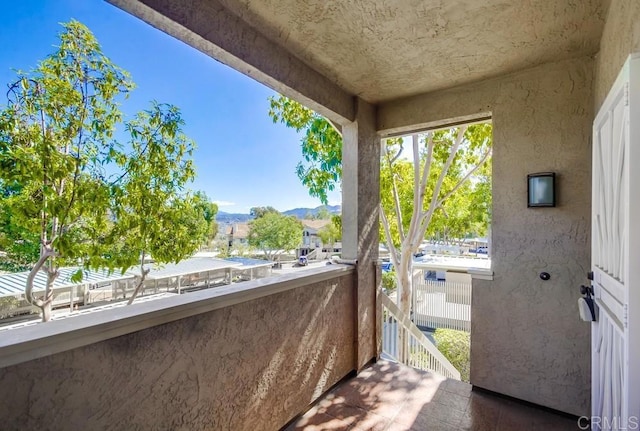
left=285, top=361, right=581, bottom=431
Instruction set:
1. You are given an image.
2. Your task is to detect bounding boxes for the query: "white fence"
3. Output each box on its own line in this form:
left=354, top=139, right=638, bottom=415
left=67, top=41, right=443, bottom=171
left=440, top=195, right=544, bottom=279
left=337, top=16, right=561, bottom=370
left=412, top=278, right=471, bottom=332
left=381, top=292, right=460, bottom=379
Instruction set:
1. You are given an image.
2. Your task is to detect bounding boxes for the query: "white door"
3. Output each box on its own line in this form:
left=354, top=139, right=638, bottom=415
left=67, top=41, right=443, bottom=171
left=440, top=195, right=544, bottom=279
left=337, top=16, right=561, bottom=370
left=591, top=53, right=640, bottom=431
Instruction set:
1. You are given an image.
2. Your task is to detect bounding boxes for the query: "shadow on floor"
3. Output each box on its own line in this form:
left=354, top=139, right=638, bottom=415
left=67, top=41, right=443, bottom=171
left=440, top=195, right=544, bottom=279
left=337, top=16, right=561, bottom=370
left=284, top=360, right=581, bottom=431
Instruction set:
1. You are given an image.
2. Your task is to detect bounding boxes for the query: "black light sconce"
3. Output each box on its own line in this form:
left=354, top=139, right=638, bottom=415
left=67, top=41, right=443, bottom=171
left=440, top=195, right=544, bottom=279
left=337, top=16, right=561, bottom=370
left=527, top=172, right=556, bottom=207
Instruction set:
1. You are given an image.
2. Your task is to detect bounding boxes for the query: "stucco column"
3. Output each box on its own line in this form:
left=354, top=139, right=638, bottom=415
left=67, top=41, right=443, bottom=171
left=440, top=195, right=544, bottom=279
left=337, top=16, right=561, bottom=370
left=342, top=98, right=380, bottom=369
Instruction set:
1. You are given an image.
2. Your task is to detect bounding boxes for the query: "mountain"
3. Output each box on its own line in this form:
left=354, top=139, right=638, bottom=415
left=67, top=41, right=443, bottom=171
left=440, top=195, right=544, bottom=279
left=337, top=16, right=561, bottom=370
left=216, top=212, right=253, bottom=223
left=282, top=205, right=341, bottom=219
left=216, top=205, right=341, bottom=223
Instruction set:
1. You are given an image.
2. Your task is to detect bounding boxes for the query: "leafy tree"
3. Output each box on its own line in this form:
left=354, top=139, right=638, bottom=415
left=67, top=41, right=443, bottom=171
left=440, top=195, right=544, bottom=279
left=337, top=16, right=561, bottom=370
left=247, top=212, right=302, bottom=262
left=0, top=188, right=40, bottom=271
left=380, top=127, right=491, bottom=314
left=0, top=21, right=133, bottom=321
left=0, top=21, right=209, bottom=320
left=268, top=96, right=492, bottom=319
left=315, top=206, right=332, bottom=220
left=317, top=216, right=341, bottom=254
left=331, top=214, right=342, bottom=232
left=194, top=191, right=219, bottom=247
left=249, top=206, right=278, bottom=219
left=111, top=103, right=209, bottom=305
left=269, top=96, right=341, bottom=204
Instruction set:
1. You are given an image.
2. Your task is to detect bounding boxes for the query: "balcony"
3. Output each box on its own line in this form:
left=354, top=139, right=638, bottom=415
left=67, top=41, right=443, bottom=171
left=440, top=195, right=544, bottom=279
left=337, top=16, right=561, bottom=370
left=0, top=265, right=580, bottom=430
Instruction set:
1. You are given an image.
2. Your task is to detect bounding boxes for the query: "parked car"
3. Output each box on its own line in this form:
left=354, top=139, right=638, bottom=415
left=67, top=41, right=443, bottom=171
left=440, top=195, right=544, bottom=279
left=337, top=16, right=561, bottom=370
left=476, top=246, right=488, bottom=254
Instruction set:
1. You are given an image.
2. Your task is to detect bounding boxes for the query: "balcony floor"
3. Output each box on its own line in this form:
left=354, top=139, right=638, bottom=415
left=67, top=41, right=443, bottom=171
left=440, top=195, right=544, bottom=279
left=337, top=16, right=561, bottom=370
left=285, top=361, right=580, bottom=431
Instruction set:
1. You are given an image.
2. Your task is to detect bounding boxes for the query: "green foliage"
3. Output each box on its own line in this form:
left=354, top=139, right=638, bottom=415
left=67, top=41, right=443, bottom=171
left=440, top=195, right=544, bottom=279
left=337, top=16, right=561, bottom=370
left=315, top=206, right=332, bottom=220
left=194, top=191, right=218, bottom=245
left=381, top=270, right=397, bottom=292
left=268, top=95, right=341, bottom=204
left=0, top=21, right=209, bottom=317
left=331, top=214, right=342, bottom=232
left=317, top=217, right=341, bottom=248
left=111, top=103, right=208, bottom=303
left=434, top=328, right=471, bottom=382
left=249, top=206, right=278, bottom=219
left=268, top=96, right=492, bottom=244
left=380, top=126, right=493, bottom=248
left=248, top=212, right=302, bottom=261
left=0, top=189, right=40, bottom=270
left=0, top=20, right=136, bottom=319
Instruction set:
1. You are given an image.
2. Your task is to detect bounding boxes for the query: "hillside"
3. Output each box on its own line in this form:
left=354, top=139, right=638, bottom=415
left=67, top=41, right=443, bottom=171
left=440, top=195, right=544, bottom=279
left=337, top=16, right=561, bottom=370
left=216, top=205, right=341, bottom=223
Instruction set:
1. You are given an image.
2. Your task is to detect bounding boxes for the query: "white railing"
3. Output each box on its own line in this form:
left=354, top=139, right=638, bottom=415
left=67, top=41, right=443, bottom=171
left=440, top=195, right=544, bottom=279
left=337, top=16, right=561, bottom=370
left=412, top=279, right=471, bottom=332
left=381, top=292, right=460, bottom=380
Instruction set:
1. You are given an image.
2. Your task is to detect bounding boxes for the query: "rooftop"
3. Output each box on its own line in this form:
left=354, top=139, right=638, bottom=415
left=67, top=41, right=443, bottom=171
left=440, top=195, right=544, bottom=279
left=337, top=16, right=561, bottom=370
left=0, top=267, right=133, bottom=298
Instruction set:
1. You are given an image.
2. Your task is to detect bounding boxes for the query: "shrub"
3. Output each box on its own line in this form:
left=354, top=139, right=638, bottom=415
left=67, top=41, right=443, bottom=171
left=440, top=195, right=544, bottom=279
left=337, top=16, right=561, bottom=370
left=434, top=328, right=470, bottom=382
left=381, top=270, right=397, bottom=292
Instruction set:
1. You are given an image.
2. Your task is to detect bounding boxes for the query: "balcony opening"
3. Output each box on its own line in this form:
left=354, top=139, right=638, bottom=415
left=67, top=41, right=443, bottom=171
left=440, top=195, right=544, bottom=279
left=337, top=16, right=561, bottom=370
left=0, top=2, right=342, bottom=327
left=380, top=122, right=493, bottom=383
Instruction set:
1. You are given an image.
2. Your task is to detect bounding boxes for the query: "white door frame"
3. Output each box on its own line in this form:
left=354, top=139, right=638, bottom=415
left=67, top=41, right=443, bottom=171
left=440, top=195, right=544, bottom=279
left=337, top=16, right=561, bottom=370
left=591, top=53, right=640, bottom=431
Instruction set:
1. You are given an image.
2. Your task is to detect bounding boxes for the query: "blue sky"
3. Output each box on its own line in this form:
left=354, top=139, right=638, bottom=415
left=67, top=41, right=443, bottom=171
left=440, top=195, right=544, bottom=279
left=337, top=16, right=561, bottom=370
left=0, top=0, right=341, bottom=213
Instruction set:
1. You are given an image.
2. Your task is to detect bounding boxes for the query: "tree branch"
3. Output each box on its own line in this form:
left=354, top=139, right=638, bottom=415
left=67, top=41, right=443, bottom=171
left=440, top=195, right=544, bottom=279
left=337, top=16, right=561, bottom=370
left=418, top=127, right=467, bottom=240
left=384, top=141, right=405, bottom=242
left=379, top=204, right=400, bottom=270
left=25, top=246, right=56, bottom=307
left=435, top=147, right=492, bottom=209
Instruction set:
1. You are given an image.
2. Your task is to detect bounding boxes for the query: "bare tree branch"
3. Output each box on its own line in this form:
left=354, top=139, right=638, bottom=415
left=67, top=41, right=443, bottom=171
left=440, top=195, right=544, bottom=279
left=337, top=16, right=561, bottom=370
left=417, top=127, right=467, bottom=240
left=379, top=204, right=400, bottom=271
left=383, top=141, right=406, bottom=242
left=435, top=147, right=492, bottom=209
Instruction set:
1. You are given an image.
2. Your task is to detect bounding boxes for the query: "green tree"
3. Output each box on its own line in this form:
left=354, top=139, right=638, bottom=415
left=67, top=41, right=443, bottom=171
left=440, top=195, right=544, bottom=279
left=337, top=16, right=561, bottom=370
left=0, top=186, right=40, bottom=271
left=248, top=212, right=302, bottom=262
left=0, top=21, right=209, bottom=320
left=317, top=216, right=341, bottom=255
left=268, top=96, right=492, bottom=319
left=112, top=103, right=209, bottom=305
left=315, top=206, right=332, bottom=220
left=269, top=96, right=342, bottom=204
left=194, top=191, right=219, bottom=248
left=380, top=128, right=491, bottom=315
left=250, top=206, right=278, bottom=219
left=0, top=21, right=134, bottom=321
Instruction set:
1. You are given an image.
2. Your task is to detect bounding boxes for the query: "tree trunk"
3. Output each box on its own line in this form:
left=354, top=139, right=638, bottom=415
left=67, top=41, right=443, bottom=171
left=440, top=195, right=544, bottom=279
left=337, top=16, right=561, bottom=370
left=396, top=247, right=414, bottom=316
left=42, top=302, right=52, bottom=322
left=396, top=246, right=414, bottom=362
left=127, top=252, right=150, bottom=305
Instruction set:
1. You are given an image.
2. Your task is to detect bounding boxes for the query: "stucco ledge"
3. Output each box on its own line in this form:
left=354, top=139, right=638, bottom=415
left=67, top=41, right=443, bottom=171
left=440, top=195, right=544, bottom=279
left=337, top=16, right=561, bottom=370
left=468, top=268, right=494, bottom=280
left=0, top=265, right=355, bottom=369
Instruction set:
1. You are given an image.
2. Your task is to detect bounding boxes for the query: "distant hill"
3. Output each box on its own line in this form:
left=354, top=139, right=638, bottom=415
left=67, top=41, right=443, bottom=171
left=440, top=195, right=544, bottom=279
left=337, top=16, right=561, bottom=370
left=216, top=205, right=341, bottom=223
left=282, top=205, right=341, bottom=219
left=216, top=212, right=253, bottom=224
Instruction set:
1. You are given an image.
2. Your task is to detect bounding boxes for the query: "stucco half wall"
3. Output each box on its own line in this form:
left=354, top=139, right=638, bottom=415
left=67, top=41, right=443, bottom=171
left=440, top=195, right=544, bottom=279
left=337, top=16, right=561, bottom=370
left=379, top=56, right=593, bottom=416
left=0, top=272, right=356, bottom=430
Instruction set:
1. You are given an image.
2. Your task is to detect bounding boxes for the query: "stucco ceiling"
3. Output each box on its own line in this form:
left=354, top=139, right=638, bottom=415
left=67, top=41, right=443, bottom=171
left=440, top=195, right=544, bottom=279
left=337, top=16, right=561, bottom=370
left=217, top=0, right=609, bottom=103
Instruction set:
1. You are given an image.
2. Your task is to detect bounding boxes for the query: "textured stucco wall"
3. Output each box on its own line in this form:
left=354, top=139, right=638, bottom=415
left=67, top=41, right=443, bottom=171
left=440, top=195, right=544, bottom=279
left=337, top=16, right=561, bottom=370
left=342, top=98, right=380, bottom=369
left=379, top=57, right=594, bottom=416
left=0, top=274, right=355, bottom=431
left=595, top=0, right=640, bottom=109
